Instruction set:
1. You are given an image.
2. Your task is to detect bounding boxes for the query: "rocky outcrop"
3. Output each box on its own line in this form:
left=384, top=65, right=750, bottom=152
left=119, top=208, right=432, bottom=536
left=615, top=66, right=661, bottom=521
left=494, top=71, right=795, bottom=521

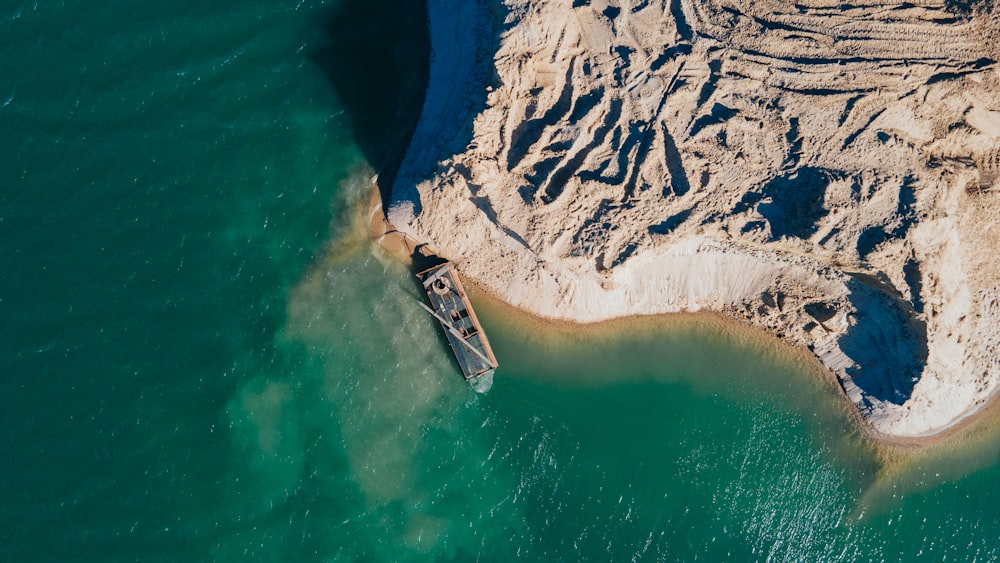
left=390, top=0, right=1000, bottom=438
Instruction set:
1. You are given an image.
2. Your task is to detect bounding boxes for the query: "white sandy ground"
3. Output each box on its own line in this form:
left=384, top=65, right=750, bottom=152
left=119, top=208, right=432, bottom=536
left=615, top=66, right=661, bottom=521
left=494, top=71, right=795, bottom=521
left=388, top=0, right=1000, bottom=439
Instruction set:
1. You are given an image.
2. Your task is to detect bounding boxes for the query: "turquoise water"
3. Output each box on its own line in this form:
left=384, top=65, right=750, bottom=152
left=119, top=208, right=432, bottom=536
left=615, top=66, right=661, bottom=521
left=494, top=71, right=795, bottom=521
left=2, top=0, right=1000, bottom=560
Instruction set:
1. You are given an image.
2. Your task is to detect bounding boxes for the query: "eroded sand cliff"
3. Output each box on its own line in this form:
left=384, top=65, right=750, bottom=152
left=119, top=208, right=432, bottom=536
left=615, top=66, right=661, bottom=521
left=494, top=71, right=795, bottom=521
left=389, top=0, right=1000, bottom=439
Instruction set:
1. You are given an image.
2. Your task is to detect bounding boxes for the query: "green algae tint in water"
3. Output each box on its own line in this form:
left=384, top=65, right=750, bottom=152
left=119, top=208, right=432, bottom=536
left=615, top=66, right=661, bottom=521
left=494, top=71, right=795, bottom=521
left=2, top=0, right=1000, bottom=560
left=0, top=0, right=357, bottom=559
left=475, top=315, right=870, bottom=560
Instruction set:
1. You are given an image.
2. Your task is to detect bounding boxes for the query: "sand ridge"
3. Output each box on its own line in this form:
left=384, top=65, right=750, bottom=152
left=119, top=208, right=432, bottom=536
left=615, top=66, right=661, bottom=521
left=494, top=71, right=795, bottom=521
left=389, top=0, right=1000, bottom=439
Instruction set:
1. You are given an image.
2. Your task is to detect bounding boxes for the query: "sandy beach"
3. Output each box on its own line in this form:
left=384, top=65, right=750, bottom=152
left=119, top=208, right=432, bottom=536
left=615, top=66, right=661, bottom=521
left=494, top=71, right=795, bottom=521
left=386, top=0, right=1000, bottom=441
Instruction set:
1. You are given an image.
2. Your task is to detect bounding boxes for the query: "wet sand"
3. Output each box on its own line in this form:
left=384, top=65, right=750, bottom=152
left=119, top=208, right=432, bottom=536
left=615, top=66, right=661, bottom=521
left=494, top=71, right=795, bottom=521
left=366, top=180, right=1000, bottom=454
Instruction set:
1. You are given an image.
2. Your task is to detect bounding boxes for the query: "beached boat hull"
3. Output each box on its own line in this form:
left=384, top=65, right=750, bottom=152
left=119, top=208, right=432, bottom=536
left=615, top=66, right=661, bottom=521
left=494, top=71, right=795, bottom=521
left=417, top=262, right=498, bottom=389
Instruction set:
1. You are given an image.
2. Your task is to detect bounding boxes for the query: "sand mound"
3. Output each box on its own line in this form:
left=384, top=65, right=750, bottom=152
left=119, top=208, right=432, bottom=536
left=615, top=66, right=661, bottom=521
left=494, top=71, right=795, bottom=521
left=389, top=0, right=1000, bottom=438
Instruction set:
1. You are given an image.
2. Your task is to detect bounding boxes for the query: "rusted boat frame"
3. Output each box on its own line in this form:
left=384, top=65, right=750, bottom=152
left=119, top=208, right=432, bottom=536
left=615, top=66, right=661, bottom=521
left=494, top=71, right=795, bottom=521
left=416, top=262, right=499, bottom=382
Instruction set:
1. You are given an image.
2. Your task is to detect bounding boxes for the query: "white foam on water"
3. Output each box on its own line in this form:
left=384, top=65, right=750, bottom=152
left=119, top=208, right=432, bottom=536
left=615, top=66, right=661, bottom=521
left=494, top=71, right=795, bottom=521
left=470, top=370, right=494, bottom=394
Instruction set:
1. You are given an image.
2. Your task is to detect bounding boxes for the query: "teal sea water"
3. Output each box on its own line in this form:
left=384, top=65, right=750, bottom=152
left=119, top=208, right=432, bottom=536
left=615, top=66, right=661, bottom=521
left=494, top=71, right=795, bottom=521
left=3, top=0, right=1000, bottom=560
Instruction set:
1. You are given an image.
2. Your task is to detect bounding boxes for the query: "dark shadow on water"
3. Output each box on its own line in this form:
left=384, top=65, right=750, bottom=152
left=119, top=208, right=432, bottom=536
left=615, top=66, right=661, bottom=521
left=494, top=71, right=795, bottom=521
left=312, top=0, right=430, bottom=202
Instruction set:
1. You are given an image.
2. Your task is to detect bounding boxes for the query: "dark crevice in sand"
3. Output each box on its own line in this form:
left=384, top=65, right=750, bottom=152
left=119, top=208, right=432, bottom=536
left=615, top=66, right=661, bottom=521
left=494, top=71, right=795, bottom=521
left=842, top=277, right=928, bottom=406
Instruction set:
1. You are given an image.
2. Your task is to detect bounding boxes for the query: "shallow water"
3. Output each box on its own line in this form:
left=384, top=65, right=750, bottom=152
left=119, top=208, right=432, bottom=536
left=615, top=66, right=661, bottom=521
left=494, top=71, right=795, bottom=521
left=2, top=0, right=1000, bottom=560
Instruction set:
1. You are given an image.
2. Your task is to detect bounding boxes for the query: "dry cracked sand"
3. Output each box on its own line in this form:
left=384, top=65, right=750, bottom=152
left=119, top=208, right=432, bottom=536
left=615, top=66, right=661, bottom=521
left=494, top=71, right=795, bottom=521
left=386, top=0, right=1000, bottom=439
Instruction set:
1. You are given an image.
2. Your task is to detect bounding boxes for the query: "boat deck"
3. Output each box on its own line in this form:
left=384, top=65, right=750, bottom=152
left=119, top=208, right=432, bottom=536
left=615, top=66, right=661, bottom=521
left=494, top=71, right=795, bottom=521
left=417, top=262, right=498, bottom=382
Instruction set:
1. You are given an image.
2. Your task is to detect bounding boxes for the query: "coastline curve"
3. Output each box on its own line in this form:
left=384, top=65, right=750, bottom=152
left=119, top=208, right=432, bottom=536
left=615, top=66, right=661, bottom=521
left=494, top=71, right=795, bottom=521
left=389, top=0, right=1000, bottom=441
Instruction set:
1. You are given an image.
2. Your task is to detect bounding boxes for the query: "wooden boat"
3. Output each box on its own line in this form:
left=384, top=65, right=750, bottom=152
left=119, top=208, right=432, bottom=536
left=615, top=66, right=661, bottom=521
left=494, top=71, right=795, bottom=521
left=416, top=262, right=498, bottom=388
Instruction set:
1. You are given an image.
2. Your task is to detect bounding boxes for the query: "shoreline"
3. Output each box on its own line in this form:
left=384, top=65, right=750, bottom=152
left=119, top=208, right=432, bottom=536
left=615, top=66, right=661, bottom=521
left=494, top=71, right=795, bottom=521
left=383, top=0, right=1000, bottom=444
left=368, top=184, right=881, bottom=449
left=369, top=162, right=1000, bottom=451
